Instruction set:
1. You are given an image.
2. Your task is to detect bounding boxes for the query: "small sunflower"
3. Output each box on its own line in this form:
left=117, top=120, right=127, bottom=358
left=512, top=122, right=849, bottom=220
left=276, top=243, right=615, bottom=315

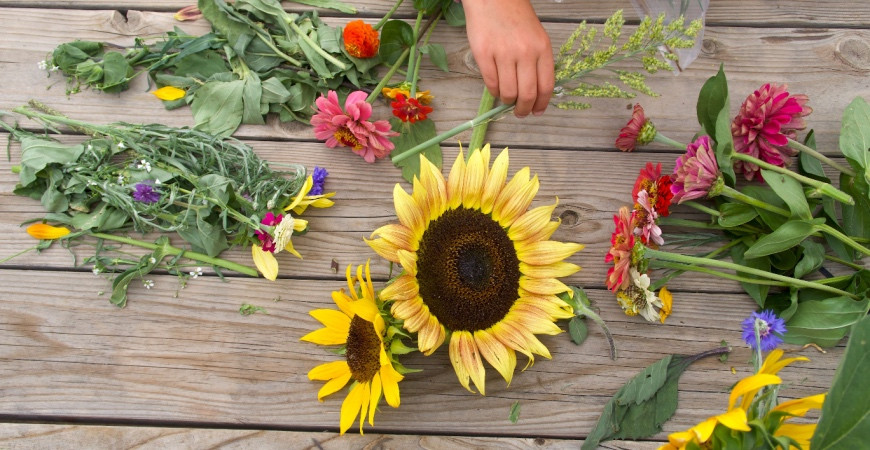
left=301, top=261, right=404, bottom=434
left=366, top=145, right=584, bottom=394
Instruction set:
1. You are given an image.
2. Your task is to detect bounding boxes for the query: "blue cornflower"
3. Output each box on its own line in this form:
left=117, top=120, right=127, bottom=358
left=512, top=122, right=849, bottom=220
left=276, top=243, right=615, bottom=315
left=132, top=182, right=160, bottom=204
left=741, top=310, right=787, bottom=351
left=309, top=166, right=328, bottom=195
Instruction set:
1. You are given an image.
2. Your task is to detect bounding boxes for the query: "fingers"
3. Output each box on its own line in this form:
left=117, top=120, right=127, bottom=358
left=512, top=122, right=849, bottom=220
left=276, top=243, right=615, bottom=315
left=477, top=55, right=500, bottom=101
left=533, top=52, right=555, bottom=116
left=513, top=58, right=537, bottom=117
left=497, top=60, right=519, bottom=112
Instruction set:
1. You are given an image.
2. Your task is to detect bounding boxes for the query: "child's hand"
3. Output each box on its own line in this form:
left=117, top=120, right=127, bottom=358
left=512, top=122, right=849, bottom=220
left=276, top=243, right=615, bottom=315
left=463, top=0, right=554, bottom=117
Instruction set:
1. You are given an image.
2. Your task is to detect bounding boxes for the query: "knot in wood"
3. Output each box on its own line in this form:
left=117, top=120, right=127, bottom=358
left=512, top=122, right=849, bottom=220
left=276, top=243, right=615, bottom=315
left=836, top=37, right=870, bottom=71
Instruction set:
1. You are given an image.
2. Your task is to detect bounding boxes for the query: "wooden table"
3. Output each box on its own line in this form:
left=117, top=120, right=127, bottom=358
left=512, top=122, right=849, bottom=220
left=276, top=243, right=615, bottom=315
left=1, top=1, right=867, bottom=448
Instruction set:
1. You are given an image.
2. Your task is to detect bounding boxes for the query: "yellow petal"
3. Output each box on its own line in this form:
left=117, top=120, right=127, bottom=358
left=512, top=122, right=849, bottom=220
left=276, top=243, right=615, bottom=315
left=380, top=362, right=403, bottom=408
left=380, top=275, right=419, bottom=302
left=461, top=148, right=486, bottom=209
left=339, top=382, right=366, bottom=435
left=417, top=316, right=446, bottom=355
left=390, top=297, right=424, bottom=321
left=367, top=373, right=382, bottom=426
left=26, top=223, right=70, bottom=240
left=393, top=184, right=425, bottom=239
left=411, top=177, right=431, bottom=228
left=481, top=148, right=509, bottom=214
left=772, top=393, right=826, bottom=417
left=508, top=307, right=565, bottom=335
left=308, top=360, right=350, bottom=381
left=293, top=218, right=308, bottom=232
left=317, top=371, right=352, bottom=401
left=251, top=245, right=278, bottom=281
left=403, top=305, right=430, bottom=333
left=449, top=331, right=486, bottom=395
left=152, top=86, right=185, bottom=101
left=419, top=155, right=447, bottom=220
left=365, top=237, right=402, bottom=263
left=396, top=249, right=418, bottom=276
left=496, top=174, right=540, bottom=228
left=286, top=176, right=314, bottom=212
left=690, top=417, right=718, bottom=442
left=729, top=373, right=781, bottom=411
left=370, top=223, right=416, bottom=252
left=332, top=291, right=355, bottom=318
left=508, top=200, right=559, bottom=243
left=519, top=261, right=581, bottom=278
left=474, top=329, right=517, bottom=386
left=667, top=429, right=697, bottom=447
left=516, top=241, right=585, bottom=266
left=760, top=349, right=809, bottom=376
left=283, top=238, right=302, bottom=259
left=715, top=408, right=751, bottom=432
left=446, top=149, right=467, bottom=209
left=774, top=423, right=816, bottom=448
left=309, top=308, right=352, bottom=330
left=519, top=276, right=572, bottom=297
left=659, top=287, right=673, bottom=323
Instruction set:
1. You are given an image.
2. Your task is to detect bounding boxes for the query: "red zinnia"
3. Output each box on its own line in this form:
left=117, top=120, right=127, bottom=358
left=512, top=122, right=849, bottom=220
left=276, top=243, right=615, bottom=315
left=654, top=175, right=673, bottom=217
left=391, top=93, right=433, bottom=123
left=605, top=206, right=636, bottom=292
left=343, top=20, right=379, bottom=59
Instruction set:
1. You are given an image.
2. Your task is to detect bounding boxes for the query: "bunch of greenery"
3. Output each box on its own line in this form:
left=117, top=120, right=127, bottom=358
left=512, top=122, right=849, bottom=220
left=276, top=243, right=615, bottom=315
left=46, top=0, right=381, bottom=136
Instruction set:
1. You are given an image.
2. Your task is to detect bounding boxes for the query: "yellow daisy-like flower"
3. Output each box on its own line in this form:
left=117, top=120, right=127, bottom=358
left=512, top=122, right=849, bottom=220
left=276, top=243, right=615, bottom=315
left=301, top=261, right=404, bottom=434
left=381, top=86, right=434, bottom=105
left=366, top=145, right=584, bottom=394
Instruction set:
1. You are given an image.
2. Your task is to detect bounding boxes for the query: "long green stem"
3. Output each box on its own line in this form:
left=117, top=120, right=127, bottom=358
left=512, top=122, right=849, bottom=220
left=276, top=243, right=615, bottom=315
left=649, top=238, right=744, bottom=291
left=405, top=11, right=424, bottom=86
left=730, top=152, right=854, bottom=205
left=824, top=254, right=866, bottom=271
left=644, top=248, right=860, bottom=299
left=787, top=138, right=856, bottom=177
left=409, top=10, right=441, bottom=97
left=573, top=301, right=617, bottom=360
left=682, top=200, right=720, bottom=217
left=468, top=87, right=496, bottom=154
left=392, top=103, right=514, bottom=164
left=720, top=185, right=791, bottom=216
left=653, top=132, right=685, bottom=149
left=651, top=261, right=790, bottom=287
left=89, top=233, right=258, bottom=277
left=255, top=33, right=302, bottom=66
left=287, top=21, right=346, bottom=70
left=374, top=0, right=404, bottom=31
left=366, top=47, right=411, bottom=104
left=816, top=224, right=870, bottom=257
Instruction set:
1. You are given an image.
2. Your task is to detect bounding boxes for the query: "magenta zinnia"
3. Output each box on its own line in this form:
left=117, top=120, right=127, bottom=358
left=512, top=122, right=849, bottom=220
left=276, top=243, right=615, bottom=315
left=671, top=135, right=721, bottom=204
left=731, top=83, right=812, bottom=180
left=311, top=90, right=398, bottom=163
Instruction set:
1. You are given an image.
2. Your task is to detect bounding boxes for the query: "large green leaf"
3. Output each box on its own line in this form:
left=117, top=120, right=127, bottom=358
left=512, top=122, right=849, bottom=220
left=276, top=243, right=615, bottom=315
left=731, top=242, right=770, bottom=306
left=744, top=220, right=816, bottom=259
left=389, top=118, right=442, bottom=183
left=838, top=96, right=870, bottom=185
left=783, top=297, right=870, bottom=347
left=18, top=137, right=85, bottom=186
left=761, top=169, right=812, bottom=220
left=696, top=65, right=735, bottom=184
left=811, top=315, right=870, bottom=449
left=191, top=79, right=245, bottom=137
left=717, top=201, right=757, bottom=227
left=379, top=20, right=414, bottom=65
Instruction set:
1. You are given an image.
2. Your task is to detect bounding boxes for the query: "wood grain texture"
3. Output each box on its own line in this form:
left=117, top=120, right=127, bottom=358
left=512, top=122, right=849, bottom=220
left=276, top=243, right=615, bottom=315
left=0, top=269, right=838, bottom=438
left=0, top=9, right=868, bottom=153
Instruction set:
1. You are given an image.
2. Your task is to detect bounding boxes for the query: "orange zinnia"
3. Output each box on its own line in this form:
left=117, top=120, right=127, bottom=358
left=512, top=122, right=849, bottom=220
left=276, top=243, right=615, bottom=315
left=343, top=20, right=379, bottom=59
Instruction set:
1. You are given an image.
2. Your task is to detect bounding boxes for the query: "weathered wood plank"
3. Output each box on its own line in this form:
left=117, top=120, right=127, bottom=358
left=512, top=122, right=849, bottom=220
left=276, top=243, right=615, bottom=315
left=0, top=269, right=839, bottom=438
left=1, top=9, right=867, bottom=154
left=1, top=0, right=869, bottom=28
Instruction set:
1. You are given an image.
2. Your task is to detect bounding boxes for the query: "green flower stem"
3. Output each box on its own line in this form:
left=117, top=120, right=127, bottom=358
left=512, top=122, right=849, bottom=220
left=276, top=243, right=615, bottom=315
left=406, top=11, right=424, bottom=88
left=719, top=185, right=791, bottom=217
left=658, top=216, right=761, bottom=234
left=0, top=245, right=40, bottom=264
left=787, top=138, right=856, bottom=177
left=813, top=274, right=856, bottom=286
left=823, top=254, right=866, bottom=271
left=816, top=223, right=870, bottom=257
left=409, top=10, right=441, bottom=97
left=287, top=20, right=346, bottom=70
left=175, top=188, right=259, bottom=230
left=644, top=247, right=860, bottom=299
left=649, top=238, right=744, bottom=291
left=392, top=103, right=514, bottom=164
left=374, top=0, right=404, bottom=31
left=366, top=47, right=411, bottom=104
left=88, top=232, right=259, bottom=277
left=730, top=152, right=854, bottom=205
left=468, top=87, right=496, bottom=154
left=682, top=200, right=720, bottom=217
left=573, top=301, right=617, bottom=360
left=255, top=33, right=302, bottom=67
left=652, top=261, right=790, bottom=287
left=653, top=132, right=686, bottom=149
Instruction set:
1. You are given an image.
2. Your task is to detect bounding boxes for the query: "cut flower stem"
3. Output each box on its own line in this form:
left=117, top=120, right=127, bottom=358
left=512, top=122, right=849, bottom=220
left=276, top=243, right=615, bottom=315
left=787, top=138, right=856, bottom=177
left=730, top=152, right=854, bottom=205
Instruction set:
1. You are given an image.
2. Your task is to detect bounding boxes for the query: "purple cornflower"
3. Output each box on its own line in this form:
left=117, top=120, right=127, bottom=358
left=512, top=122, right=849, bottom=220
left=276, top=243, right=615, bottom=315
left=132, top=182, right=160, bottom=204
left=309, top=166, right=328, bottom=196
left=742, top=310, right=787, bottom=351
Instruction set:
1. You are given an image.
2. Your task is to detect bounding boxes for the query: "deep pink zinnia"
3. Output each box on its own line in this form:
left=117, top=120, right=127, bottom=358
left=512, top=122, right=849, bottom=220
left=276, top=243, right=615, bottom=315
left=255, top=212, right=283, bottom=253
left=731, top=83, right=812, bottom=180
left=605, top=206, right=636, bottom=292
left=615, top=104, right=656, bottom=152
left=311, top=90, right=398, bottom=163
left=671, top=135, right=721, bottom=203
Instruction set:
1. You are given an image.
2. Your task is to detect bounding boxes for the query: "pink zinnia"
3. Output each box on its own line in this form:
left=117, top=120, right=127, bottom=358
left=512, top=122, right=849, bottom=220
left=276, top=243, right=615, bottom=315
left=634, top=190, right=663, bottom=246
left=311, top=90, right=398, bottom=163
left=615, top=104, right=656, bottom=152
left=671, top=136, right=721, bottom=203
left=605, top=206, right=636, bottom=292
left=731, top=83, right=812, bottom=180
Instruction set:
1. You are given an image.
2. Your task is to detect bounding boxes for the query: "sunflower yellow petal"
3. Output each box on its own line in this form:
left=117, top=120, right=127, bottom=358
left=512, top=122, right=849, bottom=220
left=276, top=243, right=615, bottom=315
left=369, top=223, right=416, bottom=252
left=340, top=382, right=366, bottom=435
left=446, top=149, right=467, bottom=209
left=715, top=408, right=751, bottom=432
left=26, top=223, right=71, bottom=240
left=508, top=308, right=565, bottom=335
left=667, top=429, right=697, bottom=447
left=772, top=393, right=826, bottom=417
left=308, top=360, right=350, bottom=381
left=251, top=245, right=279, bottom=281
left=491, top=321, right=535, bottom=366
left=152, top=85, right=185, bottom=101
left=396, top=249, right=418, bottom=276
left=519, top=276, right=572, bottom=297
left=390, top=297, right=424, bottom=321
left=403, top=305, right=430, bottom=333
left=367, top=373, right=382, bottom=426
left=519, top=261, right=581, bottom=278
left=516, top=241, right=585, bottom=266
left=411, top=177, right=431, bottom=227
left=317, top=371, right=353, bottom=401
left=365, top=237, right=402, bottom=263
left=393, top=184, right=425, bottom=239
left=419, top=155, right=448, bottom=219
left=516, top=296, right=574, bottom=320
left=348, top=299, right=380, bottom=325
left=309, top=308, right=352, bottom=330
left=508, top=200, right=559, bottom=242
left=730, top=373, right=781, bottom=411
left=690, top=417, right=718, bottom=442
left=480, top=148, right=509, bottom=214
left=331, top=291, right=355, bottom=320
left=760, top=349, right=809, bottom=376
left=450, top=331, right=486, bottom=395
left=774, top=423, right=816, bottom=448
left=474, top=329, right=517, bottom=386
left=380, top=275, right=419, bottom=302
left=418, top=316, right=446, bottom=355
left=461, top=148, right=486, bottom=209
left=301, top=327, right=348, bottom=346
left=380, top=362, right=403, bottom=407
left=286, top=175, right=313, bottom=212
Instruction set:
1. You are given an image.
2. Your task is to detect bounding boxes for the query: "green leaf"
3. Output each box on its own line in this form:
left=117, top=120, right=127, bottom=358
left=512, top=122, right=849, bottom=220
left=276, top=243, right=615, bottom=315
left=761, top=169, right=812, bottom=220
left=568, top=316, right=588, bottom=345
left=99, top=51, right=133, bottom=93
left=389, top=118, right=442, bottom=183
left=744, top=220, right=816, bottom=259
left=260, top=76, right=293, bottom=104
left=731, top=242, right=770, bottom=307
left=419, top=44, right=449, bottom=72
left=177, top=211, right=230, bottom=257
left=794, top=240, right=825, bottom=279
left=696, top=65, right=735, bottom=185
left=291, top=0, right=356, bottom=14
left=109, top=239, right=167, bottom=307
left=840, top=173, right=870, bottom=241
left=198, top=0, right=256, bottom=53
left=444, top=0, right=466, bottom=26
left=18, top=137, right=85, bottom=187
left=241, top=72, right=265, bottom=125
left=743, top=185, right=789, bottom=230
left=783, top=297, right=870, bottom=347
left=69, top=202, right=128, bottom=231
left=379, top=20, right=414, bottom=65
left=509, top=401, right=521, bottom=424
left=839, top=96, right=870, bottom=183
left=191, top=79, right=245, bottom=137
left=811, top=315, right=870, bottom=449
left=717, top=202, right=758, bottom=227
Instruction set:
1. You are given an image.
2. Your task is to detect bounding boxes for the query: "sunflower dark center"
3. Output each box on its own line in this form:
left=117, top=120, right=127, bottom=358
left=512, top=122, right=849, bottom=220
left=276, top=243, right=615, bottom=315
left=346, top=315, right=380, bottom=383
left=416, top=207, right=520, bottom=332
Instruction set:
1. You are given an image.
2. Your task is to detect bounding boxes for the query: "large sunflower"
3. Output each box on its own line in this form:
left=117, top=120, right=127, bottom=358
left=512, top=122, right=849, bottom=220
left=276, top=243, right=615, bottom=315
left=301, top=261, right=404, bottom=434
left=366, top=145, right=584, bottom=394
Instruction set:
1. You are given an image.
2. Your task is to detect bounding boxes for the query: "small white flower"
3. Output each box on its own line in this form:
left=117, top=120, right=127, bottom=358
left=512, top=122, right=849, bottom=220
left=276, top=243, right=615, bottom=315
left=189, top=267, right=203, bottom=278
left=87, top=144, right=93, bottom=151
left=154, top=179, right=162, bottom=185
left=145, top=162, right=152, bottom=173
left=117, top=174, right=125, bottom=184
left=37, top=60, right=48, bottom=70
left=143, top=280, right=155, bottom=289
left=87, top=180, right=97, bottom=186
left=117, top=142, right=126, bottom=149
left=92, top=267, right=102, bottom=275
left=149, top=257, right=157, bottom=264
left=629, top=268, right=663, bottom=323
left=50, top=65, right=59, bottom=72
